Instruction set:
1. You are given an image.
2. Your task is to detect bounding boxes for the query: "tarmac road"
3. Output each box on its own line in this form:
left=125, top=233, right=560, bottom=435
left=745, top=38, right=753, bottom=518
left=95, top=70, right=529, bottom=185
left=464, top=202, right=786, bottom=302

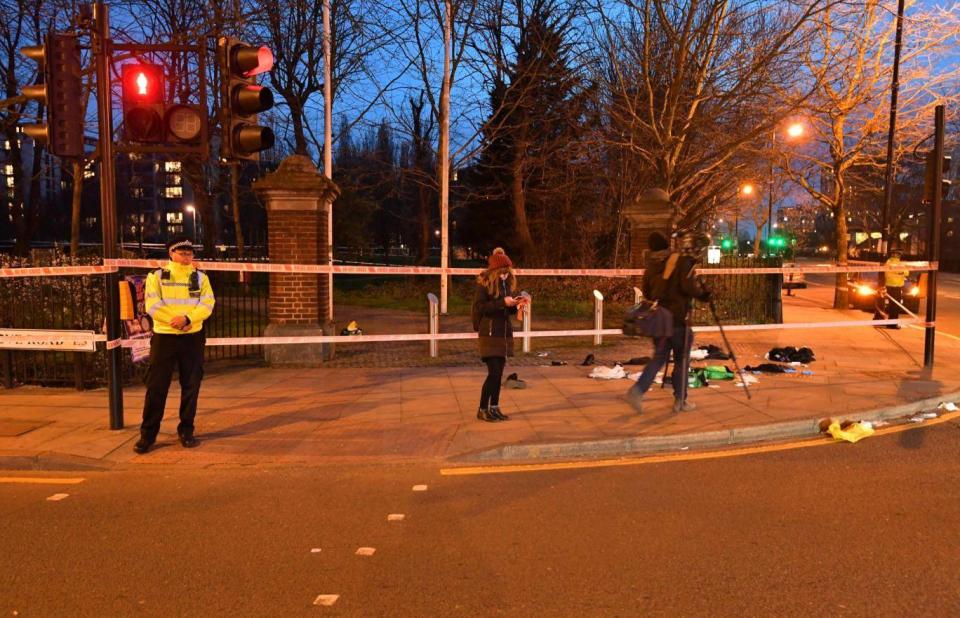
left=799, top=265, right=960, bottom=337
left=2, top=417, right=959, bottom=616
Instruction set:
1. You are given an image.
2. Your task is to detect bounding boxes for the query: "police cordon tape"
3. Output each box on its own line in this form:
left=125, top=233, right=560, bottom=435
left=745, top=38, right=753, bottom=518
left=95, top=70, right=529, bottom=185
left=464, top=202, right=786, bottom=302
left=0, top=265, right=119, bottom=278
left=101, top=258, right=937, bottom=277
left=194, top=318, right=929, bottom=346
left=4, top=317, right=931, bottom=350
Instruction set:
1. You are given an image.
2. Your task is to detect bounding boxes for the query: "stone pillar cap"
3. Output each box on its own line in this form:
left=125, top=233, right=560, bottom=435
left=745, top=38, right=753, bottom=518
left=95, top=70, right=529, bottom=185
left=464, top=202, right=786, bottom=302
left=636, top=188, right=671, bottom=206
left=252, top=154, right=340, bottom=201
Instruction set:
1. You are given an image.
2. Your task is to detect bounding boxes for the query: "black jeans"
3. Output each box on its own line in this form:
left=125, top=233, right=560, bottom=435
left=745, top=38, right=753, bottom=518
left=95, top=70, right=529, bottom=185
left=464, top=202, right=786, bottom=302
left=629, top=326, right=692, bottom=401
left=480, top=356, right=506, bottom=408
left=886, top=285, right=902, bottom=322
left=140, top=331, right=205, bottom=439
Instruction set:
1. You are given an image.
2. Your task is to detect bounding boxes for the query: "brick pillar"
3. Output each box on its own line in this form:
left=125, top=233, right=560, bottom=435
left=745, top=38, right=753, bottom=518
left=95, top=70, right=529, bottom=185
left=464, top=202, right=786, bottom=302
left=623, top=188, right=674, bottom=268
left=253, top=155, right=340, bottom=366
left=622, top=188, right=674, bottom=286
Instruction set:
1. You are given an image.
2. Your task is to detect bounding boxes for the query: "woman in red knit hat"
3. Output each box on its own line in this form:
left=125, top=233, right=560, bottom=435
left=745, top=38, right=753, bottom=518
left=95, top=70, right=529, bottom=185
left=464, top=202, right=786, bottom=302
left=471, top=247, right=527, bottom=422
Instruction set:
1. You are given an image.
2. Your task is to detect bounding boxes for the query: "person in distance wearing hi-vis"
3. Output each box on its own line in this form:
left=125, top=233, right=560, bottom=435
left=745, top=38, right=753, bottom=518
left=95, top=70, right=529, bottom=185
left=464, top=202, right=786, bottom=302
left=134, top=238, right=215, bottom=454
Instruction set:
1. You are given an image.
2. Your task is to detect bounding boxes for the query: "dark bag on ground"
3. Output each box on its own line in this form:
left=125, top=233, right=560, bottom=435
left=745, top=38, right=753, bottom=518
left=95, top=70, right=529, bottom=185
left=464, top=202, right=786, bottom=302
left=622, top=300, right=674, bottom=338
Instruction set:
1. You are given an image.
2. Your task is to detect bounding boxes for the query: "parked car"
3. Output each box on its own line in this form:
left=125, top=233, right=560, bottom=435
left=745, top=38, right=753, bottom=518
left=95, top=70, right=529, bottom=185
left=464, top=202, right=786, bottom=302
left=782, top=262, right=807, bottom=289
left=847, top=273, right=922, bottom=313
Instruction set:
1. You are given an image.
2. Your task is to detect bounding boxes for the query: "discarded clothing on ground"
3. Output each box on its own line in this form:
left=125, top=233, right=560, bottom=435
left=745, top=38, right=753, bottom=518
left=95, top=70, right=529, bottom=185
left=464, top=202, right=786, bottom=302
left=767, top=346, right=815, bottom=364
left=581, top=353, right=596, bottom=366
left=622, top=356, right=651, bottom=366
left=550, top=360, right=568, bottom=366
left=697, top=344, right=730, bottom=360
left=504, top=373, right=527, bottom=389
left=825, top=419, right=875, bottom=443
left=662, top=368, right=709, bottom=388
left=690, top=349, right=709, bottom=361
left=745, top=363, right=792, bottom=374
left=588, top=364, right=626, bottom=380
left=703, top=365, right=735, bottom=380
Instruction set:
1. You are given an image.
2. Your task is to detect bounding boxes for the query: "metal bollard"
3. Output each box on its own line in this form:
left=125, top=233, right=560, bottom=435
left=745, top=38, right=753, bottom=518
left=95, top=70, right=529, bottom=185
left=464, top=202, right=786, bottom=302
left=593, top=289, right=604, bottom=346
left=520, top=291, right=532, bottom=353
left=427, top=293, right=439, bottom=358
left=633, top=286, right=642, bottom=305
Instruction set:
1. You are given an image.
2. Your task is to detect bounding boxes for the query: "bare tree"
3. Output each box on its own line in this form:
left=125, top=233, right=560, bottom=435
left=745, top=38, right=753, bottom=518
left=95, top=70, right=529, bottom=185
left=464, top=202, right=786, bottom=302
left=782, top=0, right=960, bottom=308
left=592, top=0, right=834, bottom=233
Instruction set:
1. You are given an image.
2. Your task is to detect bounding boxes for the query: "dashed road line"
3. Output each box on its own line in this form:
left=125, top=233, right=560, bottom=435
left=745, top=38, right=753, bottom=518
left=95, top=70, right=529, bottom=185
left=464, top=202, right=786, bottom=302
left=313, top=594, right=339, bottom=607
left=387, top=513, right=405, bottom=522
left=46, top=493, right=70, bottom=501
left=440, top=410, right=960, bottom=476
left=355, top=547, right=376, bottom=556
left=412, top=484, right=428, bottom=492
left=0, top=477, right=85, bottom=485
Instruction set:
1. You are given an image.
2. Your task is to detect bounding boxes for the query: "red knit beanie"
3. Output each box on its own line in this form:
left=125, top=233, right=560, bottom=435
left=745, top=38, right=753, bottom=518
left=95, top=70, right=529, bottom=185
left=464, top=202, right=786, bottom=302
left=487, top=247, right=513, bottom=270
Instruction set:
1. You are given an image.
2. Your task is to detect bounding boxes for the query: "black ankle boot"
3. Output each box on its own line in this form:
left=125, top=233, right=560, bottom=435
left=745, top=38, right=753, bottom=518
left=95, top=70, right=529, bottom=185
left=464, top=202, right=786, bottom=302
left=477, top=407, right=499, bottom=422
left=489, top=405, right=509, bottom=421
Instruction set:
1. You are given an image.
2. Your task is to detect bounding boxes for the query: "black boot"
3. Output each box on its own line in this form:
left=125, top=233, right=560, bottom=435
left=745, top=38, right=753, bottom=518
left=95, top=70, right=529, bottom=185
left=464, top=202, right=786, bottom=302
left=489, top=405, right=510, bottom=421
left=477, top=406, right=499, bottom=422
left=133, top=435, right=155, bottom=454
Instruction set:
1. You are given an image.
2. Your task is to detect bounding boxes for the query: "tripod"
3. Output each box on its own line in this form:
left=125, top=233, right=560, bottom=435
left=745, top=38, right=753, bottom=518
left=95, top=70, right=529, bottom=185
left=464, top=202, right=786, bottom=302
left=707, top=299, right=752, bottom=400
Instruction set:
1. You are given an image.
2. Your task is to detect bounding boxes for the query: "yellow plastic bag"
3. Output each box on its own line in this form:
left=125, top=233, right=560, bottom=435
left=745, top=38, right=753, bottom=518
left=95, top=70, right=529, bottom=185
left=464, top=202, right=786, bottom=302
left=826, top=419, right=875, bottom=443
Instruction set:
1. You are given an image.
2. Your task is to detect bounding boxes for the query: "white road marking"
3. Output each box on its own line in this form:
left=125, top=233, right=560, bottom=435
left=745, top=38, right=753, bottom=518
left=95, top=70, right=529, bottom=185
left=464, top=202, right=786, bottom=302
left=412, top=484, right=428, bottom=492
left=387, top=514, right=405, bottom=522
left=310, top=548, right=322, bottom=553
left=46, top=493, right=69, bottom=501
left=355, top=547, right=376, bottom=556
left=313, top=594, right=339, bottom=607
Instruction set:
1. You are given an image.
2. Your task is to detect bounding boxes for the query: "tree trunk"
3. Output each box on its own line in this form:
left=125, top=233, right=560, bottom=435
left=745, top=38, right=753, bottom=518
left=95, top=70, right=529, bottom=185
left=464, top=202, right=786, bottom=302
left=417, top=183, right=430, bottom=265
left=512, top=137, right=535, bottom=262
left=833, top=179, right=849, bottom=310
left=70, top=160, right=83, bottom=260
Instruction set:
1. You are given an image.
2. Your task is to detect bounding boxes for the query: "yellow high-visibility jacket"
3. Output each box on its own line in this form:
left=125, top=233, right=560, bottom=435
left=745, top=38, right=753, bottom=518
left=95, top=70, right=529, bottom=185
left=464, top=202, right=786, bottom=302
left=884, top=257, right=909, bottom=288
left=145, top=261, right=215, bottom=335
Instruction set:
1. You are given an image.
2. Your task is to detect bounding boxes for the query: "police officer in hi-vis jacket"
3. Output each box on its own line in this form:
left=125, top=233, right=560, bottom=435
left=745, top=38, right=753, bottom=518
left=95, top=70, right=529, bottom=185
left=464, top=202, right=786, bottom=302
left=134, top=238, right=215, bottom=454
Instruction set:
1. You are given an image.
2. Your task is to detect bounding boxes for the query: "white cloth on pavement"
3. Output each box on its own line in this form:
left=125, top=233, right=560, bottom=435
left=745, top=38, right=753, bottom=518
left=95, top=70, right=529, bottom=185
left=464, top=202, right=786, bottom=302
left=588, top=365, right=627, bottom=380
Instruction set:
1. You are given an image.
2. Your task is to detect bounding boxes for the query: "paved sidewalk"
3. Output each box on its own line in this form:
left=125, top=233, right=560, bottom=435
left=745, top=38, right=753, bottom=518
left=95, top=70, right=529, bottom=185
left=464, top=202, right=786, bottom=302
left=1, top=304, right=958, bottom=468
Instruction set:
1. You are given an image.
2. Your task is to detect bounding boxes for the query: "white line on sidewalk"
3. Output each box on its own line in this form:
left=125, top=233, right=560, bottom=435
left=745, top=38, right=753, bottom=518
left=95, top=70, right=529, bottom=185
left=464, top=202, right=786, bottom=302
left=313, top=594, right=339, bottom=606
left=910, top=324, right=960, bottom=342
left=0, top=477, right=85, bottom=485
left=46, top=493, right=69, bottom=501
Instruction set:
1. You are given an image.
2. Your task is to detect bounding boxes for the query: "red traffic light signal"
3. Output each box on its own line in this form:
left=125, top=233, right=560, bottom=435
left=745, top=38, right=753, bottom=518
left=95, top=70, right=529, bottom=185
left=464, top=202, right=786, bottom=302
left=122, top=64, right=165, bottom=142
left=218, top=37, right=275, bottom=160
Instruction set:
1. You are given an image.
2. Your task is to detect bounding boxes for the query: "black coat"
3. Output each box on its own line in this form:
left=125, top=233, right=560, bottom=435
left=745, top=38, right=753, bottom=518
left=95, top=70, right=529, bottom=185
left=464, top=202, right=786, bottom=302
left=642, top=250, right=709, bottom=327
left=473, top=280, right=518, bottom=358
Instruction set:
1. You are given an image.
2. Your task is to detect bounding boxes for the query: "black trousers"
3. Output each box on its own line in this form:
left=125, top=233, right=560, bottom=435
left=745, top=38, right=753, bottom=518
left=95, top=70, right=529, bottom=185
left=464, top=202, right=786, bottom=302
left=140, top=331, right=205, bottom=439
left=886, top=285, right=903, bottom=321
left=480, top=356, right=506, bottom=408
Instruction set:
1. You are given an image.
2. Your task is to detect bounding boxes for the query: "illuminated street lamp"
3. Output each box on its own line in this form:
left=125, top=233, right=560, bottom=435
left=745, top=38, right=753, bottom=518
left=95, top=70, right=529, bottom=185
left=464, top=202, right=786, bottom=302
left=767, top=120, right=807, bottom=243
left=185, top=204, right=198, bottom=244
left=786, top=122, right=805, bottom=139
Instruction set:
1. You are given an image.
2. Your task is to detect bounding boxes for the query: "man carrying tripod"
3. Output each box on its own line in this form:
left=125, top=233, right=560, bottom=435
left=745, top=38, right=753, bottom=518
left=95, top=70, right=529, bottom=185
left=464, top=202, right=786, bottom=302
left=626, top=231, right=712, bottom=413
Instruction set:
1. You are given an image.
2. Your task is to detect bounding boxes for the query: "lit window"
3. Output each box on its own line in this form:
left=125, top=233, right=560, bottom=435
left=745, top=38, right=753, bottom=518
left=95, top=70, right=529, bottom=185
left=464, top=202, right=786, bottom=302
left=83, top=167, right=95, bottom=179
left=163, top=186, right=183, bottom=199
left=4, top=165, right=12, bottom=175
left=167, top=174, right=182, bottom=186
left=164, top=161, right=182, bottom=173
left=5, top=176, right=13, bottom=188
left=132, top=188, right=144, bottom=199
left=166, top=212, right=183, bottom=224
left=3, top=140, right=8, bottom=149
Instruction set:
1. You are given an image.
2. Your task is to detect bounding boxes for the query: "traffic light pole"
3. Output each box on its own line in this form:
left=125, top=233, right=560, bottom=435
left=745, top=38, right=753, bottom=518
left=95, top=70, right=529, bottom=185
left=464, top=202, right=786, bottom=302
left=93, top=1, right=124, bottom=429
left=923, top=105, right=944, bottom=369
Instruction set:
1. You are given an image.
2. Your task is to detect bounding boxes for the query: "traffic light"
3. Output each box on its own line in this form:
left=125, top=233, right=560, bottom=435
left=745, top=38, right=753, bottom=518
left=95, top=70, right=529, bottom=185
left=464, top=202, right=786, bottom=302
left=218, top=37, right=275, bottom=160
left=121, top=64, right=205, bottom=147
left=122, top=64, right=165, bottom=142
left=923, top=150, right=952, bottom=204
left=20, top=34, right=84, bottom=158
left=721, top=238, right=734, bottom=250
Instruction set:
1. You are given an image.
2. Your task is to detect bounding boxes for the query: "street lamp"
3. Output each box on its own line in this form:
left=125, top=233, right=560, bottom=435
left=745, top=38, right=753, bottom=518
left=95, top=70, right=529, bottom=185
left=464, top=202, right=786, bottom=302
left=185, top=204, right=198, bottom=244
left=767, top=121, right=806, bottom=244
